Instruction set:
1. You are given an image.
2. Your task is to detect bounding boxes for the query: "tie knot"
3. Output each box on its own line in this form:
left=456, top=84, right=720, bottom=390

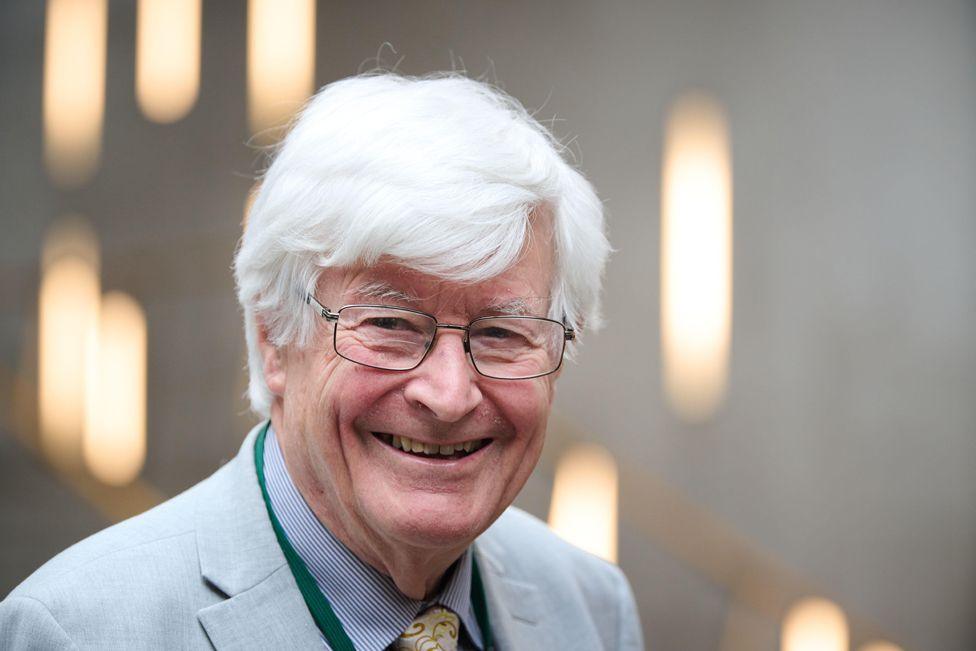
left=395, top=605, right=460, bottom=651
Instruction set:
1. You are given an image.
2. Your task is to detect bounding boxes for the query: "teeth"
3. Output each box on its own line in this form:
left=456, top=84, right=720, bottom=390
left=382, top=433, right=486, bottom=457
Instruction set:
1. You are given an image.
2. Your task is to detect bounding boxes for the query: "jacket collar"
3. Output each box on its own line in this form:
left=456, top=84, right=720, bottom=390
left=474, top=542, right=543, bottom=650
left=194, top=422, right=323, bottom=648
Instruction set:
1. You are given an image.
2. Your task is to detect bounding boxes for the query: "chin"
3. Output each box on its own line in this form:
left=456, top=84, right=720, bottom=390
left=382, top=500, right=495, bottom=549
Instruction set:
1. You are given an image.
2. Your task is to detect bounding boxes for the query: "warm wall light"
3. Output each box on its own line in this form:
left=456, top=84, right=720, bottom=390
left=858, top=642, right=903, bottom=651
left=84, top=292, right=147, bottom=486
left=781, top=597, right=849, bottom=651
left=548, top=443, right=618, bottom=562
left=43, top=0, right=108, bottom=187
left=247, top=0, right=316, bottom=141
left=136, top=0, right=201, bottom=123
left=39, top=217, right=101, bottom=470
left=660, top=92, right=733, bottom=422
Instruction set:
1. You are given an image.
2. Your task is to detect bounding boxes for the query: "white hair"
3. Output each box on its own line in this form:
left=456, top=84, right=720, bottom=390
left=234, top=72, right=610, bottom=416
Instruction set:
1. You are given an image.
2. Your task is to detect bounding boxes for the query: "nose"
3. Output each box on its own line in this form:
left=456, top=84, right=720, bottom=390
left=402, top=328, right=483, bottom=423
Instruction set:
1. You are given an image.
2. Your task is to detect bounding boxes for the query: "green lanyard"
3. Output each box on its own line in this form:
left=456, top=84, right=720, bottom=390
left=254, top=422, right=495, bottom=651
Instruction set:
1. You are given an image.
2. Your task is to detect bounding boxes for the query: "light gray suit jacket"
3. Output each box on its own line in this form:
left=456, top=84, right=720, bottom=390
left=1, top=425, right=644, bottom=650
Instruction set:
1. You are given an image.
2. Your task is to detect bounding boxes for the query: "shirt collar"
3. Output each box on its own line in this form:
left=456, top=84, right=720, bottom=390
left=264, top=426, right=483, bottom=651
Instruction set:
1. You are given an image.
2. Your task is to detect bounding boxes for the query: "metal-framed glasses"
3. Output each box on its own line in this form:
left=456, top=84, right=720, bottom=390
left=304, top=293, right=575, bottom=380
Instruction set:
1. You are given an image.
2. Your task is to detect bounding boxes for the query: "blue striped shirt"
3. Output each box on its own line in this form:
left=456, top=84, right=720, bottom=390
left=264, top=427, right=484, bottom=650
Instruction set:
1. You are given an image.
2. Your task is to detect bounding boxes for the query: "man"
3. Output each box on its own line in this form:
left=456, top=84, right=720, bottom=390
left=1, top=73, right=643, bottom=650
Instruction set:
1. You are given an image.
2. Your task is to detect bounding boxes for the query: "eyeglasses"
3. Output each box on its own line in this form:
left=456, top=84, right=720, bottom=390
left=304, top=293, right=575, bottom=380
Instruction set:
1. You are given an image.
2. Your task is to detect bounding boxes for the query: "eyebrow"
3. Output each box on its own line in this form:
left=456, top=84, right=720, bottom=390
left=347, top=281, right=548, bottom=317
left=483, top=297, right=534, bottom=316
left=347, top=281, right=421, bottom=305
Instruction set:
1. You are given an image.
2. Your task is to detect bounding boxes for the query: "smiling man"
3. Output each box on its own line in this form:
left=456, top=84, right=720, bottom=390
left=0, top=73, right=643, bottom=650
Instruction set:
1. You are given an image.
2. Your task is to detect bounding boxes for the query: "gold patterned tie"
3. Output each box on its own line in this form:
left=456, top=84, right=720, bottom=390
left=394, top=605, right=460, bottom=651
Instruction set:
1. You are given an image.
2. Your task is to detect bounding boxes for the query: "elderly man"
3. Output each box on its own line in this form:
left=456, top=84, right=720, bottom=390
left=1, top=73, right=642, bottom=650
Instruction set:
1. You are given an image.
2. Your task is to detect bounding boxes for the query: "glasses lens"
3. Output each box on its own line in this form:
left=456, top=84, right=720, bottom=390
left=334, top=306, right=435, bottom=371
left=468, top=317, right=565, bottom=379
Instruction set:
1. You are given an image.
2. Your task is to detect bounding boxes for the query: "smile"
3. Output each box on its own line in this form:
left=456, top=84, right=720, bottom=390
left=372, top=432, right=490, bottom=460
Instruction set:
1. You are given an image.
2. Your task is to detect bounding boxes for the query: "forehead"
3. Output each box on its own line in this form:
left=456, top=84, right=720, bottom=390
left=329, top=260, right=552, bottom=317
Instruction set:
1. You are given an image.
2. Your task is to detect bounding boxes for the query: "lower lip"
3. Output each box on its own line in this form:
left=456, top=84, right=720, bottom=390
left=371, top=433, right=492, bottom=467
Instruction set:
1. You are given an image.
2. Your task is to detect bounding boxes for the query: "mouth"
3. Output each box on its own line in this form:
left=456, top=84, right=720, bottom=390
left=372, top=432, right=490, bottom=461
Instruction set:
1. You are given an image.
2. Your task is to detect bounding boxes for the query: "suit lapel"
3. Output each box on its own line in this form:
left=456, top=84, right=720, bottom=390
left=194, top=423, right=322, bottom=649
left=475, top=535, right=604, bottom=651
left=197, top=566, right=323, bottom=649
left=474, top=541, right=548, bottom=651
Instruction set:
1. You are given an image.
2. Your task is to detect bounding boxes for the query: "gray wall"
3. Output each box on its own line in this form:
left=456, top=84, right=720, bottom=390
left=2, top=1, right=974, bottom=649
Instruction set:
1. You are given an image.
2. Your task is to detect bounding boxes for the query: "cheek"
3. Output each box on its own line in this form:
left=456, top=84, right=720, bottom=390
left=490, top=383, right=552, bottom=507
left=328, top=365, right=404, bottom=422
left=281, top=349, right=352, bottom=447
left=506, top=379, right=554, bottom=428
left=286, top=355, right=335, bottom=414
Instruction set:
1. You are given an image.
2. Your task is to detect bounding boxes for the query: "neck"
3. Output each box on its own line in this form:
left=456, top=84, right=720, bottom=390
left=354, top=539, right=462, bottom=600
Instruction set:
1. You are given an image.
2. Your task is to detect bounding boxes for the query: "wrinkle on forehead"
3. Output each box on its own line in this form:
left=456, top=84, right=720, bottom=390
left=349, top=280, right=422, bottom=305
left=340, top=275, right=550, bottom=318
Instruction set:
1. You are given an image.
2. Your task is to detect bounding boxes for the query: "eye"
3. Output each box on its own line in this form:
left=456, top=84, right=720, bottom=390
left=472, top=324, right=533, bottom=347
left=365, top=316, right=412, bottom=331
left=480, top=326, right=516, bottom=339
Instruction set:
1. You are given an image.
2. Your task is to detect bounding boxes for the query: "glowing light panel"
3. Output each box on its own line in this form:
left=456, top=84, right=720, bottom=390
left=781, top=598, right=849, bottom=651
left=43, top=0, right=108, bottom=187
left=247, top=0, right=315, bottom=140
left=548, top=443, right=618, bottom=562
left=84, top=292, right=147, bottom=486
left=136, top=0, right=201, bottom=123
left=38, top=217, right=100, bottom=469
left=661, top=92, right=733, bottom=422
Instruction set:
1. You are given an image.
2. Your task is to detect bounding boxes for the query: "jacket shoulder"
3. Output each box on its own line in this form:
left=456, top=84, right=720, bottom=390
left=1, top=461, right=238, bottom=648
left=10, top=462, right=230, bottom=598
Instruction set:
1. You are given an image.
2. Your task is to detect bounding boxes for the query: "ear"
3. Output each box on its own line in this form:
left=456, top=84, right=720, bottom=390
left=257, top=319, right=287, bottom=397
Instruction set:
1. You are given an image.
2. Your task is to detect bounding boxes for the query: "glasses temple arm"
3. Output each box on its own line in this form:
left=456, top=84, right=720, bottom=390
left=304, top=292, right=339, bottom=322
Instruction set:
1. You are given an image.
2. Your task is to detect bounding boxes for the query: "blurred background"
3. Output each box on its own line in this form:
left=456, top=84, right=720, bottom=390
left=1, top=1, right=974, bottom=649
